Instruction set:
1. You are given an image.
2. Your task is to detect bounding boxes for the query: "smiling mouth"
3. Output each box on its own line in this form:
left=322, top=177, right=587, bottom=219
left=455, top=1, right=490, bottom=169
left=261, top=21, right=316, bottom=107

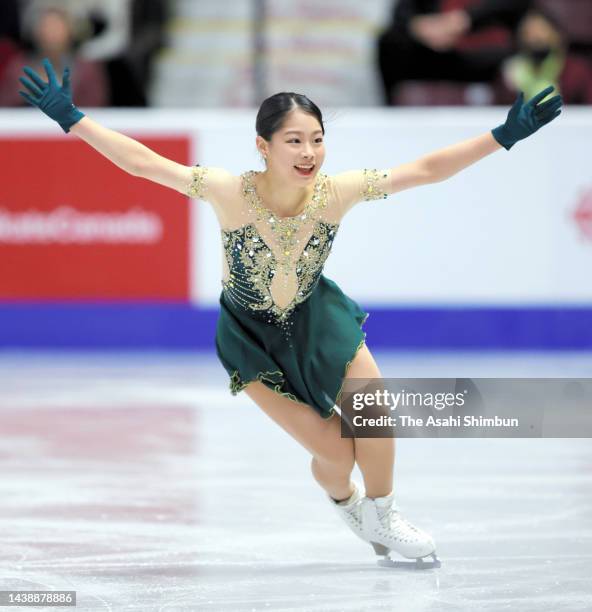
left=294, top=164, right=315, bottom=176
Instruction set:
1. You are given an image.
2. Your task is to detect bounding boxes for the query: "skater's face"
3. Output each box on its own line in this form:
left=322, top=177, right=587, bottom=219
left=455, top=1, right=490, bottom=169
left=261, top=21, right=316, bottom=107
left=257, top=108, right=326, bottom=184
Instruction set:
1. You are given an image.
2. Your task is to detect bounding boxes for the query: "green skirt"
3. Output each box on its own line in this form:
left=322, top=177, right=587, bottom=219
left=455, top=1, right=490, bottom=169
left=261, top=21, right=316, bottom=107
left=215, top=274, right=368, bottom=420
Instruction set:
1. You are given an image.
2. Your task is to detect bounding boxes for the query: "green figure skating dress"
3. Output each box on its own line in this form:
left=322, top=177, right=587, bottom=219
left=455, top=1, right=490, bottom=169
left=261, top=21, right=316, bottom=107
left=187, top=166, right=392, bottom=419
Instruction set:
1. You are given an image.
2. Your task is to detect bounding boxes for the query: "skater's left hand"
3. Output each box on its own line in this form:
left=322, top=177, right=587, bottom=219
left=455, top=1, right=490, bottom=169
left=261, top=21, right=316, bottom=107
left=492, top=86, right=563, bottom=151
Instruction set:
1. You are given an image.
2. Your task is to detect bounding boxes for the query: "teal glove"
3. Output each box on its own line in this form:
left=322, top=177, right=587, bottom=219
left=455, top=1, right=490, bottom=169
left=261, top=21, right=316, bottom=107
left=18, top=58, right=85, bottom=133
left=492, top=86, right=563, bottom=151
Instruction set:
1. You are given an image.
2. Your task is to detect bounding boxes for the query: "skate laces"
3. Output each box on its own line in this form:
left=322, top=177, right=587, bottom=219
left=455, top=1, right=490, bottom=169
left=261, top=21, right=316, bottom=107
left=378, top=502, right=422, bottom=538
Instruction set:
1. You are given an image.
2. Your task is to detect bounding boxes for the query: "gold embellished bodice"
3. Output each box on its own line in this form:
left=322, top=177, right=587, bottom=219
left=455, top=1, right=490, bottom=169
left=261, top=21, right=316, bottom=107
left=186, top=165, right=392, bottom=336
left=221, top=171, right=338, bottom=333
left=222, top=219, right=338, bottom=327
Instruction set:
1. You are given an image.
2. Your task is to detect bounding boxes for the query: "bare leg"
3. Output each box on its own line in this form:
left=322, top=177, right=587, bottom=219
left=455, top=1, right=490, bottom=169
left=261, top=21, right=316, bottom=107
left=344, top=344, right=395, bottom=499
left=243, top=382, right=355, bottom=501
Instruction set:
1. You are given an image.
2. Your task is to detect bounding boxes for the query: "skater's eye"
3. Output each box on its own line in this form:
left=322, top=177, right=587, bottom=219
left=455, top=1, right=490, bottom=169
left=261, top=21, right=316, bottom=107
left=287, top=138, right=323, bottom=143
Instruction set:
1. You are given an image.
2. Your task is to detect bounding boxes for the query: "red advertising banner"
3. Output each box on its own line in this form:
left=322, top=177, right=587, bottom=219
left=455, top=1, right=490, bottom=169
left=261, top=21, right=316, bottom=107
left=0, top=137, right=190, bottom=299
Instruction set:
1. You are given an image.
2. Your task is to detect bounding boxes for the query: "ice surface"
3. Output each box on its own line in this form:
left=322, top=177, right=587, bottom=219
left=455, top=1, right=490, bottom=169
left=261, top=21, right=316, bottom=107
left=0, top=351, right=590, bottom=611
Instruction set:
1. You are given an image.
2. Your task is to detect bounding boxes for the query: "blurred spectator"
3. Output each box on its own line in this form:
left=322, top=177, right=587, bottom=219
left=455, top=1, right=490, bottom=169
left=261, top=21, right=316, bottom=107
left=377, top=0, right=532, bottom=105
left=78, top=0, right=168, bottom=106
left=0, top=3, right=109, bottom=107
left=495, top=7, right=592, bottom=105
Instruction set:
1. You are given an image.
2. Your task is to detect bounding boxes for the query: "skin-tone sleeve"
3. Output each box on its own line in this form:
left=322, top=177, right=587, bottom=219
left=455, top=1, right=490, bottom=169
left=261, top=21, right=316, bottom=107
left=185, top=166, right=238, bottom=204
left=185, top=166, right=241, bottom=227
left=329, top=168, right=394, bottom=218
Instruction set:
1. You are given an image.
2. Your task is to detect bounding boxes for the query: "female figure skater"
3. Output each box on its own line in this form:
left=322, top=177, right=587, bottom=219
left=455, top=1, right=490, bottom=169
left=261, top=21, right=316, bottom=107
left=18, top=59, right=562, bottom=568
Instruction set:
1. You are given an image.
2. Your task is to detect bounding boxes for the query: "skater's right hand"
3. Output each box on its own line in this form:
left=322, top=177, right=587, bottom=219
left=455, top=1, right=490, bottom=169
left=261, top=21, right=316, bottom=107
left=19, top=58, right=85, bottom=134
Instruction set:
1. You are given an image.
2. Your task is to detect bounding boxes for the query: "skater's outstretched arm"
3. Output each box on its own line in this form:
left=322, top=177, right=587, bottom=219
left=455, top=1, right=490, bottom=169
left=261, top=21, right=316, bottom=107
left=395, top=85, right=562, bottom=187
left=68, top=117, right=192, bottom=194
left=17, top=58, right=209, bottom=196
left=331, top=86, right=563, bottom=216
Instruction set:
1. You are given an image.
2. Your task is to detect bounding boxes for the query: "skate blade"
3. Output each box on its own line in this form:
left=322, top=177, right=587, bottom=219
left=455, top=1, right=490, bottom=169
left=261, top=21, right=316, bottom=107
left=377, top=553, right=441, bottom=570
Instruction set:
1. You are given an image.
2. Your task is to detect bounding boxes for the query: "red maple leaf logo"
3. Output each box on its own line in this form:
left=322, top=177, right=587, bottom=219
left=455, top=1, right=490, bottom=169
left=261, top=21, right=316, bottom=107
left=573, top=187, right=592, bottom=241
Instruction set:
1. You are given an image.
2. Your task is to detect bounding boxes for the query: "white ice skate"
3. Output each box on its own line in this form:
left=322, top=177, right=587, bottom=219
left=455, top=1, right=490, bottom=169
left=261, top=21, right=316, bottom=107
left=361, top=491, right=441, bottom=569
left=327, top=481, right=367, bottom=543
